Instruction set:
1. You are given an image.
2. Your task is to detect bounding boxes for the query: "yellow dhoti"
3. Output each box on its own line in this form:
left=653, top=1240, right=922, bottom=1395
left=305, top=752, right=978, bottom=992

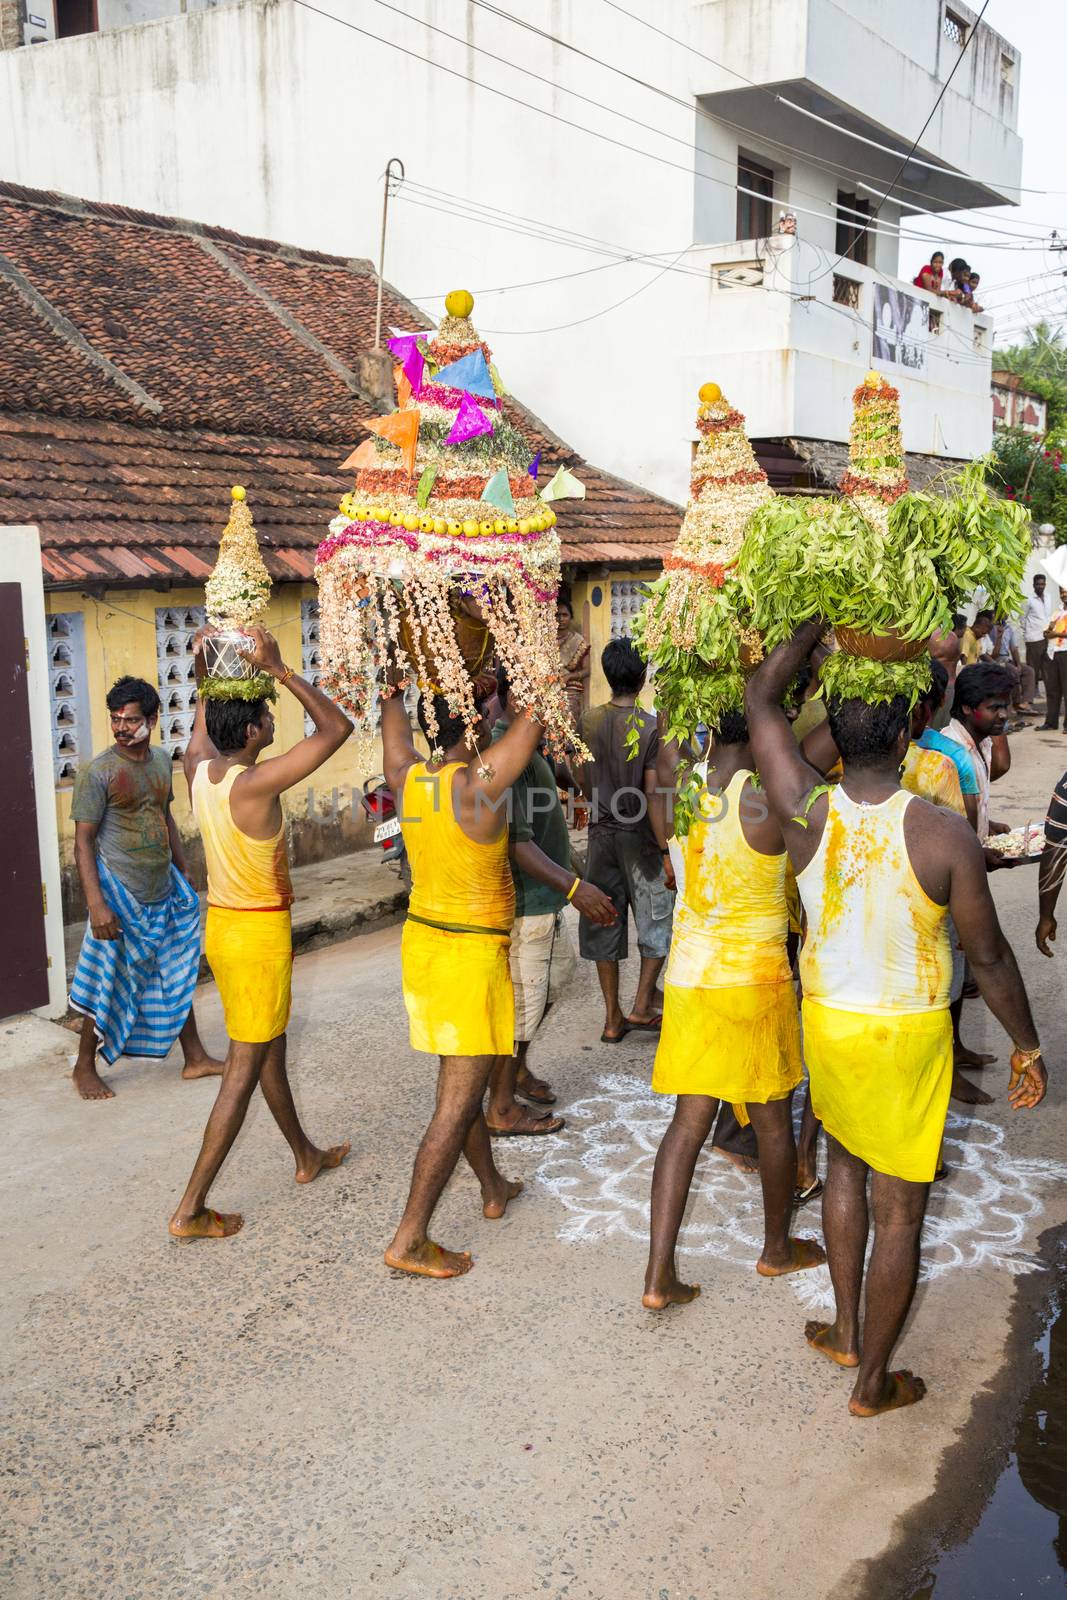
left=802, top=997, right=952, bottom=1182
left=652, top=980, right=802, bottom=1108
left=402, top=919, right=514, bottom=1058
left=205, top=906, right=293, bottom=1044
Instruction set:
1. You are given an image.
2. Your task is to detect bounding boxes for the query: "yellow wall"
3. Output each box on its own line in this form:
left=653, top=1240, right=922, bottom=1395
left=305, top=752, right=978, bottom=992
left=45, top=584, right=386, bottom=877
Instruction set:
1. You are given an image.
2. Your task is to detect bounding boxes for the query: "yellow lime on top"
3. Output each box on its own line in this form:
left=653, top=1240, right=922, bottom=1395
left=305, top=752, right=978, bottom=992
left=445, top=289, right=474, bottom=319
left=231, top=484, right=247, bottom=502
left=698, top=382, right=722, bottom=403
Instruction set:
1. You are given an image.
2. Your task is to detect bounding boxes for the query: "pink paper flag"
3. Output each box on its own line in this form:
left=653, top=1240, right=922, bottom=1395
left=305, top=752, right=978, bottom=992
left=445, top=392, right=494, bottom=445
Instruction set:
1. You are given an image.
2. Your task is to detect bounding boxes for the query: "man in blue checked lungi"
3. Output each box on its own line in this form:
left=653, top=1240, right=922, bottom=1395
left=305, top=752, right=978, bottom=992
left=70, top=675, right=225, bottom=1100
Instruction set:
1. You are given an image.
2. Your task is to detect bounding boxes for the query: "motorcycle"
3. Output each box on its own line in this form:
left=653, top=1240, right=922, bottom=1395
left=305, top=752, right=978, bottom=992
left=359, top=774, right=411, bottom=889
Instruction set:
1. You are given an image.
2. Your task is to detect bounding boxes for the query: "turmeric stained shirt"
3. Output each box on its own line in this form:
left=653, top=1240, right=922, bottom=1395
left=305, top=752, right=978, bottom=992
left=902, top=742, right=965, bottom=817
left=653, top=768, right=801, bottom=1106
left=797, top=786, right=951, bottom=1015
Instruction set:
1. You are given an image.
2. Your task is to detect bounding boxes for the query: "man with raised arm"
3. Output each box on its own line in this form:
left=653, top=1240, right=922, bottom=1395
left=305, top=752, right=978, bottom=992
left=168, top=627, right=353, bottom=1241
left=380, top=674, right=548, bottom=1279
left=746, top=623, right=1048, bottom=1418
left=642, top=706, right=825, bottom=1311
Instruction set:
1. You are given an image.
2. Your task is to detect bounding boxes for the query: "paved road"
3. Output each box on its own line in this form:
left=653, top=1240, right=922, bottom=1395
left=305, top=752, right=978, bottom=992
left=5, top=728, right=1067, bottom=1600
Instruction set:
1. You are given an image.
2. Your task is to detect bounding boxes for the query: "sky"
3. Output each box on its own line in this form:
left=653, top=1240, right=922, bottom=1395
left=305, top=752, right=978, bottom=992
left=929, top=0, right=1066, bottom=346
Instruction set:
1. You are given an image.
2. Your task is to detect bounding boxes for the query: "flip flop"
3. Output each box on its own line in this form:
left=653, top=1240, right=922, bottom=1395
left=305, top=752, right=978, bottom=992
left=600, top=1026, right=630, bottom=1044
left=487, top=1112, right=566, bottom=1138
left=794, top=1178, right=824, bottom=1207
left=517, top=1082, right=558, bottom=1106
left=624, top=1015, right=663, bottom=1033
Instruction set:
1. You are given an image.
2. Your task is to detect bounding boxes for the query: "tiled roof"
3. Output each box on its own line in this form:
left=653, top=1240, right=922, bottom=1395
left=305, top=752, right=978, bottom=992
left=0, top=181, right=679, bottom=579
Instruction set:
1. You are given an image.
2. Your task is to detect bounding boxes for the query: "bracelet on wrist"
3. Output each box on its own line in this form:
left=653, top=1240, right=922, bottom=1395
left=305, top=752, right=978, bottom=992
left=1011, top=1044, right=1042, bottom=1068
left=279, top=666, right=295, bottom=686
left=566, top=876, right=581, bottom=902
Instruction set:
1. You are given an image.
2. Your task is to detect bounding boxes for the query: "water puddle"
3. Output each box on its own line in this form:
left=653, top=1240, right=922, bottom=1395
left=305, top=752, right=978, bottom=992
left=863, top=1227, right=1067, bottom=1598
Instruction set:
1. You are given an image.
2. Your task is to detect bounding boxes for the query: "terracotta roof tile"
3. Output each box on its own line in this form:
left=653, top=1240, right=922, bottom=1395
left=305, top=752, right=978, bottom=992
left=0, top=182, right=679, bottom=576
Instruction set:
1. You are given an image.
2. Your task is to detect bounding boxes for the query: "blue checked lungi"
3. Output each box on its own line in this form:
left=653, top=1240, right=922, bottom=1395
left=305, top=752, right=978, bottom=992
left=70, top=859, right=201, bottom=1064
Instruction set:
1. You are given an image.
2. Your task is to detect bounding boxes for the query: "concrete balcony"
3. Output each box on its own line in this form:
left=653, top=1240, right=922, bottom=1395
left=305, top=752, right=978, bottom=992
left=691, top=236, right=993, bottom=461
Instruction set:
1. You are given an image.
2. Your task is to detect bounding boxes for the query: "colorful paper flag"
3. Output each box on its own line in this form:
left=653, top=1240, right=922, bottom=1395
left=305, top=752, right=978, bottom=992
left=480, top=468, right=516, bottom=516
left=417, top=463, right=439, bottom=509
left=394, top=364, right=413, bottom=410
left=340, top=438, right=378, bottom=471
left=541, top=464, right=586, bottom=502
left=489, top=360, right=507, bottom=398
left=445, top=393, right=494, bottom=445
left=387, top=331, right=427, bottom=391
left=366, top=409, right=420, bottom=475
left=528, top=451, right=541, bottom=481
left=430, top=349, right=496, bottom=399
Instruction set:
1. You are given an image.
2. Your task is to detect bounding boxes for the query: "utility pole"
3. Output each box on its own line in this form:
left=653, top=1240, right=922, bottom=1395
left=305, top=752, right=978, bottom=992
left=374, top=157, right=405, bottom=352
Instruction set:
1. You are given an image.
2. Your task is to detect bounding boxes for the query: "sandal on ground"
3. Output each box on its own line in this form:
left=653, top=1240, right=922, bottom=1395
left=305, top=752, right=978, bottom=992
left=487, top=1110, right=566, bottom=1138
left=794, top=1178, right=824, bottom=1207
left=624, top=1014, right=663, bottom=1033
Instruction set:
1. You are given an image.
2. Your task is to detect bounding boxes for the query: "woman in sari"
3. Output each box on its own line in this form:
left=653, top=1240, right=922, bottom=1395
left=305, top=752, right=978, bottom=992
left=557, top=595, right=590, bottom=728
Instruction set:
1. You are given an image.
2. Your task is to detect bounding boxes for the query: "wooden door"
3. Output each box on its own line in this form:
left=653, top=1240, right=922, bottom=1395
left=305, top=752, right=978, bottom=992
left=0, top=584, right=50, bottom=1017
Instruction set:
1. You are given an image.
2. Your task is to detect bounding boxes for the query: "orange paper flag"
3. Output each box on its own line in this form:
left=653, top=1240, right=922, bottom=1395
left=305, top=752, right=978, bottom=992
left=339, top=439, right=378, bottom=471
left=366, top=409, right=420, bottom=476
left=394, top=363, right=413, bottom=410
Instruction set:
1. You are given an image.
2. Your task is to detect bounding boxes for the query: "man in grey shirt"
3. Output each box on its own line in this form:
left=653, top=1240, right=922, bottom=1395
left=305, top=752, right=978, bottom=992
left=70, top=675, right=222, bottom=1099
left=576, top=639, right=674, bottom=1043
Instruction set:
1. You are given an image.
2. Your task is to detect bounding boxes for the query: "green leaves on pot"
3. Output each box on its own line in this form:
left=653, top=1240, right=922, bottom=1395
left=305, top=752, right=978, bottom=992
left=819, top=652, right=931, bottom=707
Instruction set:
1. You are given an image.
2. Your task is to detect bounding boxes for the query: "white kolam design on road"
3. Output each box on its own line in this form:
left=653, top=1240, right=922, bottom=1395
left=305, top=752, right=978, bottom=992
left=534, top=1073, right=1067, bottom=1312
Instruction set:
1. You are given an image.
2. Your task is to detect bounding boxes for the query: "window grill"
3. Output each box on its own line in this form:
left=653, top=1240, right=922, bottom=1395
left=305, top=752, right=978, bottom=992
left=155, top=605, right=204, bottom=761
left=943, top=9, right=966, bottom=45
left=832, top=274, right=861, bottom=311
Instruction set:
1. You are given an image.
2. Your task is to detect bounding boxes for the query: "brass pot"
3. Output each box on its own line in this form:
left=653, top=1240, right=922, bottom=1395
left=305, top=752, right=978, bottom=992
left=834, top=625, right=929, bottom=663
left=398, top=589, right=494, bottom=687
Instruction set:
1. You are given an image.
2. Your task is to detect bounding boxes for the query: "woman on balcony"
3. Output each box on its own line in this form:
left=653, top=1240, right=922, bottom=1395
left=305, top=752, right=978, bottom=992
left=913, top=251, right=945, bottom=293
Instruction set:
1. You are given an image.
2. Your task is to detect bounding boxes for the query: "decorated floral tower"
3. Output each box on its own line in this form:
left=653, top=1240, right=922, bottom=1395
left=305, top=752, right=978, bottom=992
left=200, top=486, right=276, bottom=702
left=636, top=382, right=769, bottom=740
left=840, top=370, right=909, bottom=528
left=315, top=290, right=583, bottom=754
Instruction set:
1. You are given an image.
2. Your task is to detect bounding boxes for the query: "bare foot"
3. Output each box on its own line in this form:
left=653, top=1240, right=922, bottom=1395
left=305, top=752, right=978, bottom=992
left=849, top=1370, right=927, bottom=1417
left=642, top=1279, right=701, bottom=1310
left=169, top=1208, right=244, bottom=1240
left=384, top=1240, right=473, bottom=1279
left=713, top=1146, right=759, bottom=1175
left=73, top=1060, right=115, bottom=1101
left=954, top=1046, right=996, bottom=1070
left=756, top=1237, right=827, bottom=1277
left=951, top=1068, right=994, bottom=1106
left=482, top=1177, right=524, bottom=1219
left=295, top=1142, right=351, bottom=1184
left=805, top=1319, right=860, bottom=1368
left=181, top=1055, right=225, bottom=1080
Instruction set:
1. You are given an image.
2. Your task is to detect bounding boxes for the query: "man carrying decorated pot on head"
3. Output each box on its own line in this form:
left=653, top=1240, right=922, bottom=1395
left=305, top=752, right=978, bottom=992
left=168, top=489, right=353, bottom=1241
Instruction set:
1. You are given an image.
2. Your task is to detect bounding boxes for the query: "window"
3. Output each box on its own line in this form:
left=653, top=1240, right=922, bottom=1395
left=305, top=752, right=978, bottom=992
left=301, top=597, right=322, bottom=736
left=928, top=309, right=944, bottom=335
left=835, top=192, right=870, bottom=266
left=1000, top=52, right=1015, bottom=88
left=55, top=0, right=98, bottom=37
left=943, top=8, right=967, bottom=45
left=155, top=605, right=204, bottom=761
left=610, top=581, right=647, bottom=641
left=48, top=613, right=89, bottom=786
left=736, top=156, right=775, bottom=241
left=832, top=274, right=861, bottom=310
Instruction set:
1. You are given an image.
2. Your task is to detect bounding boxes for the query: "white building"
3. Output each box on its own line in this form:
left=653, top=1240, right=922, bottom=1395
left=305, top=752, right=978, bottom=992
left=0, top=0, right=1023, bottom=500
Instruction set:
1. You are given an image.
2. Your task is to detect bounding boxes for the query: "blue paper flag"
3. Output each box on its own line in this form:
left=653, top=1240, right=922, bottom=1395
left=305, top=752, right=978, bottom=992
left=528, top=451, right=541, bottom=481
left=430, top=349, right=497, bottom=400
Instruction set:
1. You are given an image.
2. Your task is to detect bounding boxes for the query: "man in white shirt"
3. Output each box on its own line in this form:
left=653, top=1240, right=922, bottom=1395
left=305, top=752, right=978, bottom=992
left=1024, top=574, right=1054, bottom=715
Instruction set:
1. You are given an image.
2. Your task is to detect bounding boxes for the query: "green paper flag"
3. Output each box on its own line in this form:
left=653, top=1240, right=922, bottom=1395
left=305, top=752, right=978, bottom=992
left=480, top=468, right=516, bottom=515
left=541, top=464, right=586, bottom=502
left=417, top=463, right=439, bottom=508
left=488, top=360, right=507, bottom=398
